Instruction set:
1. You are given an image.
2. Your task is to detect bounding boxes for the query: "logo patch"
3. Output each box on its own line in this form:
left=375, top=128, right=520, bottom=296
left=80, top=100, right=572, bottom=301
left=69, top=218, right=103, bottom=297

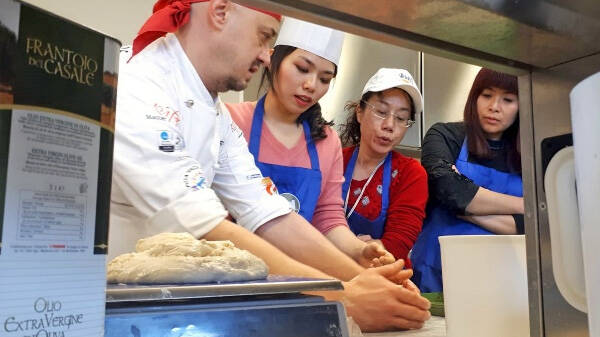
left=183, top=166, right=207, bottom=191
left=261, top=177, right=278, bottom=195
left=157, top=130, right=184, bottom=152
left=397, top=72, right=416, bottom=86
left=280, top=193, right=300, bottom=213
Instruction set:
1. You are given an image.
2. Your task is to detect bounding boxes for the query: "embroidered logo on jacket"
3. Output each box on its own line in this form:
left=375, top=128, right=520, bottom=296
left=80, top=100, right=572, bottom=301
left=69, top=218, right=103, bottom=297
left=261, top=177, right=278, bottom=195
left=147, top=103, right=181, bottom=124
left=183, top=166, right=207, bottom=191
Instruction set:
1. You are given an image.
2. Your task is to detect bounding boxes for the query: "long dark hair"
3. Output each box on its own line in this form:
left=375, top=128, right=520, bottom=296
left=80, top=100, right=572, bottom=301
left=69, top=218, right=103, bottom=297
left=259, top=45, right=336, bottom=141
left=339, top=90, right=416, bottom=147
left=464, top=68, right=521, bottom=172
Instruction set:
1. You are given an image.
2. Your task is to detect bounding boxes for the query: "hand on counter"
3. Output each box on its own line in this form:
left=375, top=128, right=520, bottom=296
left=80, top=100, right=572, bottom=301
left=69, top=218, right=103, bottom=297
left=342, top=260, right=431, bottom=332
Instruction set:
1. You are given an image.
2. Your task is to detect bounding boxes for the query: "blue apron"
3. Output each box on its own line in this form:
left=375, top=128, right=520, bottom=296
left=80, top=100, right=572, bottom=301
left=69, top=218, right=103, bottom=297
left=411, top=139, right=523, bottom=293
left=341, top=147, right=392, bottom=238
left=248, top=96, right=322, bottom=222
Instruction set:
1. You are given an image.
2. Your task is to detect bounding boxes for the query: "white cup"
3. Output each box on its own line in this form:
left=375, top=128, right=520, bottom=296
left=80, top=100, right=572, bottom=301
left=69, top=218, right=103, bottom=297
left=440, top=235, right=530, bottom=337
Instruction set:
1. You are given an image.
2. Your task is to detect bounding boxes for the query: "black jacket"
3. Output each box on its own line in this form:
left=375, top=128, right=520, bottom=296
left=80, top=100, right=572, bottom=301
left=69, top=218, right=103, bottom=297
left=421, top=122, right=524, bottom=234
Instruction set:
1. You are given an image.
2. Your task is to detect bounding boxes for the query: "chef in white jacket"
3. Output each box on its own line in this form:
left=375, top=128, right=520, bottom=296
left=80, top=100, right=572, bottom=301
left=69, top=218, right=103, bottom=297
left=110, top=0, right=290, bottom=258
left=110, top=0, right=430, bottom=331
left=110, top=38, right=289, bottom=258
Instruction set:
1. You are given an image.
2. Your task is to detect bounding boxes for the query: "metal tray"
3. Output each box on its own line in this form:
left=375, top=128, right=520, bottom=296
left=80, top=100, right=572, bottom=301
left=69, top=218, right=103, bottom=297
left=106, top=275, right=343, bottom=303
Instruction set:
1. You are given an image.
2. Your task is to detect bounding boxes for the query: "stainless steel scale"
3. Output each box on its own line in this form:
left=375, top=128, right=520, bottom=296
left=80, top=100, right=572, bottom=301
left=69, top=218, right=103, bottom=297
left=105, top=276, right=349, bottom=337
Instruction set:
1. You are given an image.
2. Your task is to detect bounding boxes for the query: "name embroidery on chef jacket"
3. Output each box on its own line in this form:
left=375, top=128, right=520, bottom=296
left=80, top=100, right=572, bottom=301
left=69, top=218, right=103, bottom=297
left=147, top=103, right=182, bottom=125
left=246, top=173, right=261, bottom=180
left=183, top=165, right=207, bottom=191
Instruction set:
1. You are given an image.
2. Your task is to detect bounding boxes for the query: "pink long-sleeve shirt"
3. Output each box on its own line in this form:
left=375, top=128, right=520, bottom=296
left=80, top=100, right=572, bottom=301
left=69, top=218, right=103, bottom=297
left=226, top=101, right=348, bottom=234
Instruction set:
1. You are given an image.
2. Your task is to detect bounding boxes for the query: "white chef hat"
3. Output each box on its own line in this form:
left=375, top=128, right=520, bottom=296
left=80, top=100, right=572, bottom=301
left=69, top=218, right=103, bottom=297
left=362, top=68, right=424, bottom=115
left=274, top=17, right=344, bottom=66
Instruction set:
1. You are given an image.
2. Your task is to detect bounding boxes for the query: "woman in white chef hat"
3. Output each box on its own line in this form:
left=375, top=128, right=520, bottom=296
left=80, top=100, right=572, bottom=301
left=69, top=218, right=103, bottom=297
left=227, top=17, right=395, bottom=267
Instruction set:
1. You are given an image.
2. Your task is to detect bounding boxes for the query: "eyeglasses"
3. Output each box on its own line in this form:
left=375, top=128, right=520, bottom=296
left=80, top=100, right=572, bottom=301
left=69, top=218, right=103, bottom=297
left=361, top=100, right=415, bottom=128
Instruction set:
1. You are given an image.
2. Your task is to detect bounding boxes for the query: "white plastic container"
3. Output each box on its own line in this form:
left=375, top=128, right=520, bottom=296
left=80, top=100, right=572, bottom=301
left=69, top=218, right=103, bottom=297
left=570, top=71, right=600, bottom=337
left=440, top=235, right=530, bottom=337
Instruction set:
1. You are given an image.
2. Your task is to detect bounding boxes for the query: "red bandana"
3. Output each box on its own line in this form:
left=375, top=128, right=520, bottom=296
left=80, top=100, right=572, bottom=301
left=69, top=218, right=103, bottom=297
left=131, top=0, right=281, bottom=61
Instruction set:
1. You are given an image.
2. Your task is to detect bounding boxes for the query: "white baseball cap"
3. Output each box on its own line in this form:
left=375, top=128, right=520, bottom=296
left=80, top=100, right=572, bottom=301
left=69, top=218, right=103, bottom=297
left=274, top=17, right=344, bottom=66
left=361, top=68, right=423, bottom=115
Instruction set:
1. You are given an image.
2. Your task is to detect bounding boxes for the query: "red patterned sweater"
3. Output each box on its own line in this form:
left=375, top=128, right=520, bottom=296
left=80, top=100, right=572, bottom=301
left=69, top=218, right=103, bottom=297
left=343, top=146, right=428, bottom=267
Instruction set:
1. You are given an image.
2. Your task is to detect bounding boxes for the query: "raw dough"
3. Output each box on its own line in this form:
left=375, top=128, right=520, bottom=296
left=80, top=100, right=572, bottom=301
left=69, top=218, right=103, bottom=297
left=107, top=232, right=269, bottom=283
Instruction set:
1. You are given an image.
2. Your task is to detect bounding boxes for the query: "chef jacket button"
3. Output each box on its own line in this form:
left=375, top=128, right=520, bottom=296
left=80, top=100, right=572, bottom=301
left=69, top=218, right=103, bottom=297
left=185, top=99, right=194, bottom=107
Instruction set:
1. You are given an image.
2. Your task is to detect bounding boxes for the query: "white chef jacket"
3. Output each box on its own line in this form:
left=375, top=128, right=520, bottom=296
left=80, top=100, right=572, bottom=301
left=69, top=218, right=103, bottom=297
left=109, top=34, right=291, bottom=259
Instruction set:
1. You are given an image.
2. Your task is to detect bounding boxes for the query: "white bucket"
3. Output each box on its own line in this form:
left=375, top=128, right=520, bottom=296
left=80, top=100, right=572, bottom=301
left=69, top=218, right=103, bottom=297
left=440, top=235, right=530, bottom=337
left=571, top=71, right=600, bottom=336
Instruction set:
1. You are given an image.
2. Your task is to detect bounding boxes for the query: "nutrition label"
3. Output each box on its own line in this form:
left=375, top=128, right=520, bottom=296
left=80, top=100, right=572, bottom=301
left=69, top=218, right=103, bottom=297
left=1, top=109, right=99, bottom=256
left=18, top=190, right=86, bottom=241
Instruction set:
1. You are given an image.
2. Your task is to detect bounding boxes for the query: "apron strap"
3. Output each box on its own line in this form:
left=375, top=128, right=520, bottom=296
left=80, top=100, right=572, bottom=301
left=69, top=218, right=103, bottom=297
left=250, top=95, right=319, bottom=170
left=342, top=148, right=392, bottom=218
left=457, top=138, right=469, bottom=162
left=380, top=152, right=392, bottom=214
left=248, top=95, right=267, bottom=164
left=303, top=120, right=320, bottom=171
left=342, top=147, right=359, bottom=201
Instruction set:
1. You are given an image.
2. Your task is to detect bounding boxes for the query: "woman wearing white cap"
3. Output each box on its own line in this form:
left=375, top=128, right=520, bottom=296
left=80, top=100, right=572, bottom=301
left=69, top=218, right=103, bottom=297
left=338, top=68, right=428, bottom=269
left=228, top=18, right=394, bottom=267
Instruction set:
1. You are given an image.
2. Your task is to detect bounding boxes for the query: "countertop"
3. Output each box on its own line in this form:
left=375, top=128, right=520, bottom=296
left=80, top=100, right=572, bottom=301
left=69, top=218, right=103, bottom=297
left=364, top=316, right=446, bottom=337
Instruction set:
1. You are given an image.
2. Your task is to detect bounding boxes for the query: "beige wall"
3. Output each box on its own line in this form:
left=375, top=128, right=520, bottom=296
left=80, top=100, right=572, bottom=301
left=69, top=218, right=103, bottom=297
left=21, top=0, right=153, bottom=46
left=422, top=54, right=481, bottom=132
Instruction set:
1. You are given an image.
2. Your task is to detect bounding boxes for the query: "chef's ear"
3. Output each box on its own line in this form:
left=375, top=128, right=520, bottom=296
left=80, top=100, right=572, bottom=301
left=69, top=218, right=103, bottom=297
left=207, top=0, right=231, bottom=29
left=269, top=48, right=274, bottom=57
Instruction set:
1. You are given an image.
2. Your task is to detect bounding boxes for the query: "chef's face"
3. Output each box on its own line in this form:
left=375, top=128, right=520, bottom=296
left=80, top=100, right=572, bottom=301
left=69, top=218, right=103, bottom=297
left=357, top=88, right=413, bottom=156
left=476, top=86, right=519, bottom=140
left=219, top=7, right=279, bottom=92
left=272, top=48, right=335, bottom=116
